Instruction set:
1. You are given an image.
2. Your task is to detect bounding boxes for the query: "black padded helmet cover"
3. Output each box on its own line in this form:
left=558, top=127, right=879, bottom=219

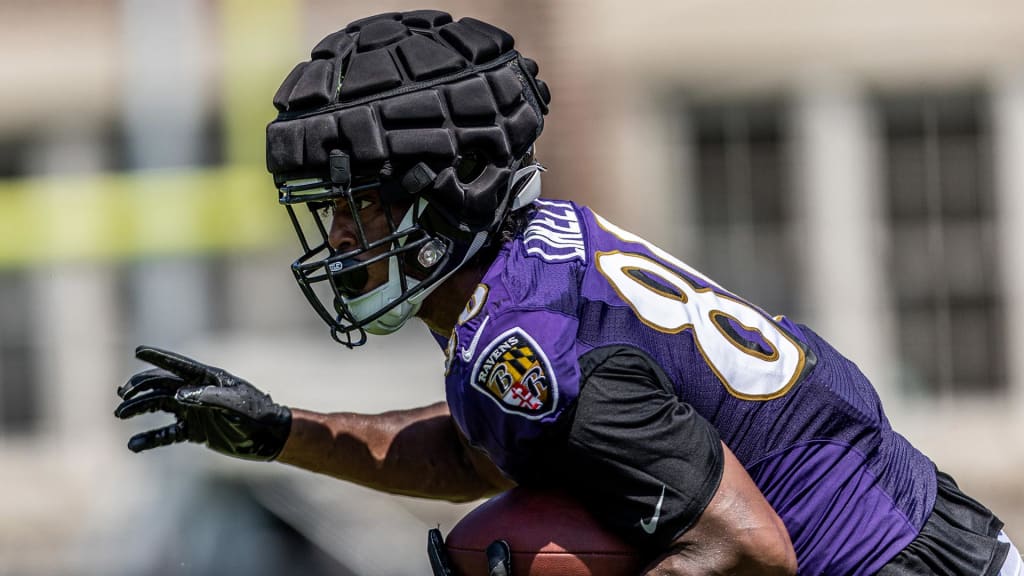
left=266, top=10, right=551, bottom=236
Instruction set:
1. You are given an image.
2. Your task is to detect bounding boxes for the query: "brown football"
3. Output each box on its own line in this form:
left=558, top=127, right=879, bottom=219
left=444, top=487, right=647, bottom=576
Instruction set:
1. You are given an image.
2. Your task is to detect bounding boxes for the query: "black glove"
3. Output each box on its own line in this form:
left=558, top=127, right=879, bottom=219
left=115, top=345, right=292, bottom=461
left=427, top=528, right=511, bottom=576
left=485, top=540, right=511, bottom=576
left=427, top=528, right=454, bottom=576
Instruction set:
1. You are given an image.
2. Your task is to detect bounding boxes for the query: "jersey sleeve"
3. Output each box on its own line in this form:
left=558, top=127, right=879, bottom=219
left=562, top=345, right=725, bottom=550
left=446, top=306, right=582, bottom=484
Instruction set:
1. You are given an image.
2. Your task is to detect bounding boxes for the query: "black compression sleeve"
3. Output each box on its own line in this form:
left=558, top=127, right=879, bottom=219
left=560, top=345, right=724, bottom=550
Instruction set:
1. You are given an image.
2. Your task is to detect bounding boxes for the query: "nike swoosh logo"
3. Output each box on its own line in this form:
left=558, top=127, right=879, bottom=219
left=640, top=485, right=666, bottom=535
left=459, top=316, right=490, bottom=363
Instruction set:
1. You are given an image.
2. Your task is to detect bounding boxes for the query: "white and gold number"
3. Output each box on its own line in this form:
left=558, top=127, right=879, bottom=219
left=594, top=215, right=807, bottom=400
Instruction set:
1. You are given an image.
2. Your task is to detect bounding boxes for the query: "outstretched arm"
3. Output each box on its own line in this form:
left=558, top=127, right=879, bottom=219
left=115, top=346, right=513, bottom=503
left=279, top=402, right=514, bottom=502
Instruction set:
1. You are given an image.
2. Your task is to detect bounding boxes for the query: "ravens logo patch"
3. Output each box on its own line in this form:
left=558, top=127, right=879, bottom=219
left=471, top=328, right=557, bottom=419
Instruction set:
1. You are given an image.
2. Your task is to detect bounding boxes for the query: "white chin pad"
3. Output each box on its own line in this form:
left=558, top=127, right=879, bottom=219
left=343, top=201, right=426, bottom=335
left=511, top=164, right=544, bottom=210
left=346, top=254, right=423, bottom=335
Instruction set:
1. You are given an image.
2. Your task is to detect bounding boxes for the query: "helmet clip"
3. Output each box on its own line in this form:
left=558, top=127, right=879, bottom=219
left=329, top=150, right=351, bottom=187
left=402, top=162, right=438, bottom=194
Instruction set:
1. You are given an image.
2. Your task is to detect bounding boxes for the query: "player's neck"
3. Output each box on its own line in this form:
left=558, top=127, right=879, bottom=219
left=418, top=265, right=486, bottom=337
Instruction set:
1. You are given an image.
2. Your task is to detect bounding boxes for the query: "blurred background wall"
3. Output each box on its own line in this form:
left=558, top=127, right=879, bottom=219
left=0, top=1, right=1022, bottom=574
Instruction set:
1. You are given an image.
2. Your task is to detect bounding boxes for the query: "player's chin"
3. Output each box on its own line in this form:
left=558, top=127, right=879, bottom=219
left=363, top=263, right=393, bottom=295
left=342, top=258, right=390, bottom=298
left=336, top=264, right=395, bottom=317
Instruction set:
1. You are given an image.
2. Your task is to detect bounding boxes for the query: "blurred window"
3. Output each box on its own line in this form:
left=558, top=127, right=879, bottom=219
left=114, top=256, right=224, bottom=347
left=0, top=134, right=31, bottom=179
left=0, top=271, right=40, bottom=435
left=0, top=112, right=225, bottom=180
left=108, top=111, right=226, bottom=173
left=689, top=100, right=800, bottom=318
left=879, top=90, right=1005, bottom=396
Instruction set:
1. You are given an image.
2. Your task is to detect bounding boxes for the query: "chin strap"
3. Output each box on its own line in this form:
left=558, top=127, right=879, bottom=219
left=510, top=163, right=545, bottom=210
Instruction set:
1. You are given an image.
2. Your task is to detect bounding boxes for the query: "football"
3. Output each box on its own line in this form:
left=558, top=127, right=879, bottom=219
left=444, top=487, right=647, bottom=576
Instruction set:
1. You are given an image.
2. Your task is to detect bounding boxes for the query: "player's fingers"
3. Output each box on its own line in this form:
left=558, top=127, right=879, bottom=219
left=118, top=368, right=184, bottom=400
left=126, top=421, right=188, bottom=453
left=114, top=390, right=182, bottom=420
left=486, top=540, right=511, bottom=576
left=135, top=346, right=211, bottom=380
left=427, top=528, right=455, bottom=576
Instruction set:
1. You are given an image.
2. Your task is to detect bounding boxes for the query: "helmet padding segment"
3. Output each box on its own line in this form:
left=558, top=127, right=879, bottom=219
left=266, top=10, right=550, bottom=238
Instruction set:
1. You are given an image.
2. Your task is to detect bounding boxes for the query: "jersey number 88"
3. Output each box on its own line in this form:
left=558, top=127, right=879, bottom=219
left=594, top=214, right=808, bottom=400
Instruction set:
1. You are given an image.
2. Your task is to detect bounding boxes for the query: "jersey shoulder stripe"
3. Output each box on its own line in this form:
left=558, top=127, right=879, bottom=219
left=523, top=199, right=586, bottom=263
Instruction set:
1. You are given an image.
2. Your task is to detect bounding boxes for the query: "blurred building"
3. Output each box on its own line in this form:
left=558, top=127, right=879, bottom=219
left=0, top=1, right=1022, bottom=574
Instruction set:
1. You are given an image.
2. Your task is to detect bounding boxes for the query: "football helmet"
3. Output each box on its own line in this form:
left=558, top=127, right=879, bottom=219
left=266, top=10, right=550, bottom=346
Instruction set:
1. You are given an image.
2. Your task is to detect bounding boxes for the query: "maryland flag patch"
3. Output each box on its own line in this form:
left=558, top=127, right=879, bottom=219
left=471, top=328, right=558, bottom=419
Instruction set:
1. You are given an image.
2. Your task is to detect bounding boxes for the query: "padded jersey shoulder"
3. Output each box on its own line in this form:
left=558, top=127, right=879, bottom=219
left=442, top=199, right=590, bottom=479
left=447, top=198, right=590, bottom=380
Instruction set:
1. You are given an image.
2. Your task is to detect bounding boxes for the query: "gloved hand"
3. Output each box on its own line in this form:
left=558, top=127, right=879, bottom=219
left=115, top=346, right=292, bottom=461
left=485, top=539, right=511, bottom=576
left=427, top=528, right=511, bottom=576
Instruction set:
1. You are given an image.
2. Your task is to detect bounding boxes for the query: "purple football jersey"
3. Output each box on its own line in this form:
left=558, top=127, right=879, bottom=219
left=443, top=199, right=935, bottom=575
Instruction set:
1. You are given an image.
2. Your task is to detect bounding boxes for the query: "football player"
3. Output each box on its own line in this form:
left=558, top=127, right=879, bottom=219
left=115, top=10, right=1021, bottom=575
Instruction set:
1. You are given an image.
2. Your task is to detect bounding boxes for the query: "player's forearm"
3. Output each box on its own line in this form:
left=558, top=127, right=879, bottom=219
left=642, top=444, right=797, bottom=576
left=276, top=402, right=503, bottom=502
left=642, top=536, right=796, bottom=576
left=643, top=515, right=797, bottom=575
